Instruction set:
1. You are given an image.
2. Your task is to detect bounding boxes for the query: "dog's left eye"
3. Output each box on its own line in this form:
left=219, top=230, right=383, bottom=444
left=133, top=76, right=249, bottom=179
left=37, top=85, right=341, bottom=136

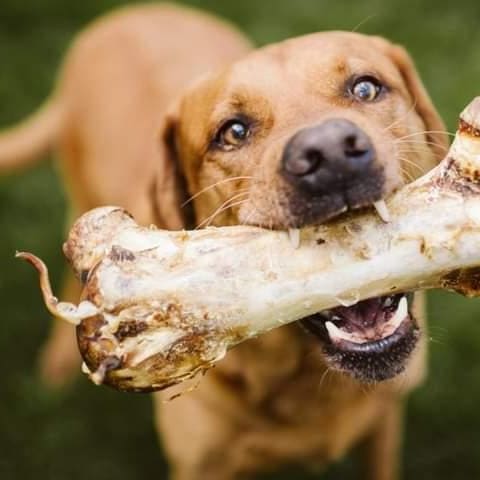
left=215, top=119, right=251, bottom=150
left=351, top=77, right=383, bottom=102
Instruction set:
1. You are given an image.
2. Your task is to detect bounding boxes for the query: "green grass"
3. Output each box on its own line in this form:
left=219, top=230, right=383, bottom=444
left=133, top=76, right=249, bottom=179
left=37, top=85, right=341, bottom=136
left=2, top=0, right=480, bottom=478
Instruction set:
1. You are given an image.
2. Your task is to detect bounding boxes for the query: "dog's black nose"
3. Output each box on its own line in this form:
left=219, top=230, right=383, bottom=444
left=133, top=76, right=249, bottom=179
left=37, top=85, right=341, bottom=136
left=281, top=119, right=376, bottom=195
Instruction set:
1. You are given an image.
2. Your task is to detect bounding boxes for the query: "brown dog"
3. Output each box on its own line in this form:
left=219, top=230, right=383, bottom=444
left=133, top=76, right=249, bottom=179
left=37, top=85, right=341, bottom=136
left=0, top=3, right=448, bottom=480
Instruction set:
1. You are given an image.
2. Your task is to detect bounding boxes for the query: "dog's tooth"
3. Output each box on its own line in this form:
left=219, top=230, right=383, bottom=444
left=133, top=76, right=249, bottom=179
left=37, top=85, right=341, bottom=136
left=288, top=228, right=301, bottom=249
left=388, top=296, right=408, bottom=331
left=325, top=321, right=362, bottom=344
left=373, top=200, right=391, bottom=223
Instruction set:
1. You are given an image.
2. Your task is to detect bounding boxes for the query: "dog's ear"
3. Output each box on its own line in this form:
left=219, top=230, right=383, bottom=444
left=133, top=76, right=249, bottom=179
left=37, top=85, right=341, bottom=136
left=388, top=44, right=449, bottom=163
left=153, top=108, right=191, bottom=230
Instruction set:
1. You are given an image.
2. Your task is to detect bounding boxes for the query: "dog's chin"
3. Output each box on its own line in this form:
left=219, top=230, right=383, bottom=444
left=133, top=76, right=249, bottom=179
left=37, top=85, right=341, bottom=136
left=300, top=293, right=419, bottom=383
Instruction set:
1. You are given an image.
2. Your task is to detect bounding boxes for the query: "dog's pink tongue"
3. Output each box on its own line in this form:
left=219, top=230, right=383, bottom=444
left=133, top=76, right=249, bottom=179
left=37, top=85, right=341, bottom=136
left=326, top=296, right=409, bottom=344
left=332, top=297, right=390, bottom=331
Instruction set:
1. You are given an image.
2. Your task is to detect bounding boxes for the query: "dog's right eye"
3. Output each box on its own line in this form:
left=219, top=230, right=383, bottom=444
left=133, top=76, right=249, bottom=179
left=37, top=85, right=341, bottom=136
left=214, top=119, right=251, bottom=151
left=349, top=76, right=384, bottom=102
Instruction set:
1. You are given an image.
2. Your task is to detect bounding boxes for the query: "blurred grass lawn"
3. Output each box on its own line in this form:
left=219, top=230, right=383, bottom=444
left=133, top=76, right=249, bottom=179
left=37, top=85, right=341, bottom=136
left=1, top=0, right=480, bottom=478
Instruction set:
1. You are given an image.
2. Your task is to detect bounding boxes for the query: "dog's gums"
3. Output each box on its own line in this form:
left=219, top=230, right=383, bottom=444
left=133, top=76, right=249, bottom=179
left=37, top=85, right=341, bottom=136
left=17, top=97, right=480, bottom=392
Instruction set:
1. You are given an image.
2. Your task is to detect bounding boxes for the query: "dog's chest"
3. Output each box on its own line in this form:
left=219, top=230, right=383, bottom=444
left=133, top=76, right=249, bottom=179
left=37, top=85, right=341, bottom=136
left=213, top=325, right=388, bottom=462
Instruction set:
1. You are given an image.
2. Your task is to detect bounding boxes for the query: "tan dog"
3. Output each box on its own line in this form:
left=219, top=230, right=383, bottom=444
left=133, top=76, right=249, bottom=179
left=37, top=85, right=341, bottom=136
left=0, top=3, right=448, bottom=480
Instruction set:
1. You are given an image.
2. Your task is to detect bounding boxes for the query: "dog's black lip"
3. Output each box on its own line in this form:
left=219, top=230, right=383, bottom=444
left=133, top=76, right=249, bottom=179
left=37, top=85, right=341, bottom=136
left=323, top=316, right=420, bottom=383
left=284, top=191, right=383, bottom=228
left=326, top=315, right=414, bottom=354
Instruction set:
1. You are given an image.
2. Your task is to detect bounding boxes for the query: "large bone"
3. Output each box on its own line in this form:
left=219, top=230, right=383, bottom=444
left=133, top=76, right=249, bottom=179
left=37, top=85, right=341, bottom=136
left=18, top=97, right=480, bottom=392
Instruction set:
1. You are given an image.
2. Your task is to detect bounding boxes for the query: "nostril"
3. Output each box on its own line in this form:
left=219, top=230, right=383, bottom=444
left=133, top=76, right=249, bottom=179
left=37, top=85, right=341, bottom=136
left=344, top=135, right=367, bottom=158
left=343, top=136, right=374, bottom=174
left=285, top=148, right=324, bottom=176
left=305, top=148, right=324, bottom=170
left=345, top=135, right=357, bottom=149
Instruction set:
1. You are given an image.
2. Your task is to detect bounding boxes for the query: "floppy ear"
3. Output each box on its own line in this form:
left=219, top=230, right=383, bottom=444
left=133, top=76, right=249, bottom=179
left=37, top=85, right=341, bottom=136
left=388, top=45, right=449, bottom=163
left=152, top=109, right=192, bottom=230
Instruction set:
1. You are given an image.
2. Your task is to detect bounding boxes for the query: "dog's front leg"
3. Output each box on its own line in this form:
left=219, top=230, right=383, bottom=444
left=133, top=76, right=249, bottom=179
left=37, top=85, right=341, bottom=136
left=153, top=387, right=245, bottom=480
left=359, top=399, right=403, bottom=480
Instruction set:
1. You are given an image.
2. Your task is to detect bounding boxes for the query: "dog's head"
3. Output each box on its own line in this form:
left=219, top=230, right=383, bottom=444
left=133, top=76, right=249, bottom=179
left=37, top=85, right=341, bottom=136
left=154, top=32, right=448, bottom=383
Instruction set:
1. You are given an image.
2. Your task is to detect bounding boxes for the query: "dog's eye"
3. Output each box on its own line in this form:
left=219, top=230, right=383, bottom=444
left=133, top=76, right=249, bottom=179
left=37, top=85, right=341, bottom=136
left=351, top=77, right=383, bottom=102
left=215, top=119, right=250, bottom=150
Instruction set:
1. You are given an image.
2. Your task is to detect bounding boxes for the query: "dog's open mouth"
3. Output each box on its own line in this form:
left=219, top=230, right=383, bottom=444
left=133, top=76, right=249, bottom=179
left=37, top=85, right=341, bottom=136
left=300, top=293, right=420, bottom=382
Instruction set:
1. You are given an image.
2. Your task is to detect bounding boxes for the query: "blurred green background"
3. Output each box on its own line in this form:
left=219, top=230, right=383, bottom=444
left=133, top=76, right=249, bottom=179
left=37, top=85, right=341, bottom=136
left=1, top=0, right=480, bottom=478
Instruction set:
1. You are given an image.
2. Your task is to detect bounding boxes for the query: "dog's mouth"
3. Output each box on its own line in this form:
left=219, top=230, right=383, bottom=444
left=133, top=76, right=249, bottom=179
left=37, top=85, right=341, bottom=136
left=300, top=293, right=419, bottom=382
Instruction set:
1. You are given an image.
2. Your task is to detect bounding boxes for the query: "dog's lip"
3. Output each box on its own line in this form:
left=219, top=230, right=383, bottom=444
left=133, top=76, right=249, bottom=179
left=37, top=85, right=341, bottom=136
left=283, top=192, right=388, bottom=230
left=300, top=293, right=415, bottom=354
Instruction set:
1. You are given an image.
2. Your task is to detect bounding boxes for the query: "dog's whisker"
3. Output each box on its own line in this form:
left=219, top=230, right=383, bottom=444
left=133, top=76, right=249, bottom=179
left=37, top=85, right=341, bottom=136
left=197, top=203, right=246, bottom=230
left=395, top=139, right=449, bottom=151
left=400, top=168, right=416, bottom=183
left=383, top=100, right=418, bottom=134
left=395, top=140, right=445, bottom=148
left=396, top=156, right=418, bottom=181
left=351, top=14, right=377, bottom=33
left=428, top=325, right=449, bottom=334
left=402, top=160, right=423, bottom=177
left=396, top=154, right=428, bottom=169
left=199, top=190, right=251, bottom=225
left=195, top=192, right=250, bottom=229
left=396, top=150, right=432, bottom=157
left=196, top=192, right=250, bottom=229
left=243, top=208, right=261, bottom=229
left=396, top=130, right=455, bottom=140
left=204, top=199, right=249, bottom=228
left=317, top=367, right=333, bottom=391
left=182, top=176, right=253, bottom=207
left=393, top=141, right=425, bottom=180
left=398, top=159, right=422, bottom=181
left=429, top=336, right=447, bottom=346
left=395, top=146, right=435, bottom=153
left=240, top=207, right=256, bottom=227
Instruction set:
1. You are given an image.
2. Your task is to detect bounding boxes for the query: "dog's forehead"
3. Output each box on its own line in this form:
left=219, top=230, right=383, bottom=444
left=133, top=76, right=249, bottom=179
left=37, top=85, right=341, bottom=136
left=222, top=32, right=401, bottom=96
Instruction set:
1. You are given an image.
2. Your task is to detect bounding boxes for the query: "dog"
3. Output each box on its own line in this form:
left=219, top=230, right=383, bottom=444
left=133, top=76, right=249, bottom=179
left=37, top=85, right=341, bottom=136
left=0, top=3, right=448, bottom=479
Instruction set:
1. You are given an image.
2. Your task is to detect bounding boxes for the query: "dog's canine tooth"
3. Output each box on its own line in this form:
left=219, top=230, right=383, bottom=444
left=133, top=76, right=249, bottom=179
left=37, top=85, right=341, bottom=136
left=325, top=321, right=363, bottom=344
left=373, top=200, right=390, bottom=222
left=388, top=296, right=408, bottom=331
left=288, top=228, right=301, bottom=248
left=324, top=320, right=380, bottom=344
